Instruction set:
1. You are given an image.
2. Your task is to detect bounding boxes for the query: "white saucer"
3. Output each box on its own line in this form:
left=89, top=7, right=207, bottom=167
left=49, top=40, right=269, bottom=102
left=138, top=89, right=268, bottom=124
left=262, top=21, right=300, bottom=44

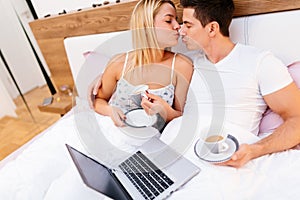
left=124, top=108, right=157, bottom=128
left=120, top=126, right=160, bottom=140
left=194, top=134, right=239, bottom=163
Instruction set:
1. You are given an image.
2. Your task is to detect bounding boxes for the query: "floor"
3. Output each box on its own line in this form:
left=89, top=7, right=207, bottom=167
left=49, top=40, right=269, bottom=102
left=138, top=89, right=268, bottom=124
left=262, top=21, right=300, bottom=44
left=0, top=85, right=61, bottom=161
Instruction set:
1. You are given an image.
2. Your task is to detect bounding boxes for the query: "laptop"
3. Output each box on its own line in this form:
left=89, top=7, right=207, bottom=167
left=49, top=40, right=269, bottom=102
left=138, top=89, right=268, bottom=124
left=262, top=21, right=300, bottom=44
left=66, top=137, right=200, bottom=200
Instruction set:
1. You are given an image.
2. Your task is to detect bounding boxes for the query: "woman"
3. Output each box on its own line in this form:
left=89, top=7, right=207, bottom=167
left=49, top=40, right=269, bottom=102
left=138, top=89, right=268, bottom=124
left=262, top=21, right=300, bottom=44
left=94, top=0, right=193, bottom=127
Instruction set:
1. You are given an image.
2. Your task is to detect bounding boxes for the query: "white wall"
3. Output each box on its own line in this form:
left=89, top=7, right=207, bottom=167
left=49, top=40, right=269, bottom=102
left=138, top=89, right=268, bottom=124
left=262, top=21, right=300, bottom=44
left=0, top=53, right=18, bottom=98
left=0, top=0, right=46, bottom=98
left=30, top=0, right=109, bottom=18
left=12, top=0, right=51, bottom=76
left=0, top=0, right=49, bottom=117
left=0, top=59, right=17, bottom=118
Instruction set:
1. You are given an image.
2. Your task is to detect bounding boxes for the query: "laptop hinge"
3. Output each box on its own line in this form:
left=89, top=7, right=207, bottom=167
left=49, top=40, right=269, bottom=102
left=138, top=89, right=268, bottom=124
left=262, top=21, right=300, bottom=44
left=109, top=168, right=133, bottom=200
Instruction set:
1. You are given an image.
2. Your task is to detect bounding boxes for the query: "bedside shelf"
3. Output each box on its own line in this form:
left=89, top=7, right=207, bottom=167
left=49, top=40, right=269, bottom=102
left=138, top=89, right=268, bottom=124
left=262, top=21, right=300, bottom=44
left=38, top=94, right=73, bottom=116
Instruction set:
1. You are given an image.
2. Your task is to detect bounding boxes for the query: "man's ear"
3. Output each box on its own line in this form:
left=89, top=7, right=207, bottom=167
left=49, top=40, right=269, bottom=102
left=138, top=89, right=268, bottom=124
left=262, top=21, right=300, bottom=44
left=206, top=21, right=219, bottom=36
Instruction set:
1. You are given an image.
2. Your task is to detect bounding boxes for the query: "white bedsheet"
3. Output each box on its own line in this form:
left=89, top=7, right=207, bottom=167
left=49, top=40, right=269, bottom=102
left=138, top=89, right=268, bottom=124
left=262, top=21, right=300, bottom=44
left=1, top=105, right=300, bottom=200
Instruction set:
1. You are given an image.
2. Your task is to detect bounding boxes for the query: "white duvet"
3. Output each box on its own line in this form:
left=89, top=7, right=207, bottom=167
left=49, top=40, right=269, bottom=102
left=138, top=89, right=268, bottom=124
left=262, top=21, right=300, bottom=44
left=1, top=104, right=300, bottom=200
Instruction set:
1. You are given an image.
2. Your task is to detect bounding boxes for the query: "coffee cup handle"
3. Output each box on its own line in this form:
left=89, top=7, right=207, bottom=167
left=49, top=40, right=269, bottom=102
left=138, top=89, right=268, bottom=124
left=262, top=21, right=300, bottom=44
left=219, top=142, right=229, bottom=152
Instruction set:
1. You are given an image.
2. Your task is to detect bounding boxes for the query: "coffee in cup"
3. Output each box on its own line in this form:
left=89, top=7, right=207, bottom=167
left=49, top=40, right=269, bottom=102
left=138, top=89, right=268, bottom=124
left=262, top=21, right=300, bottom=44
left=200, top=127, right=229, bottom=154
left=205, top=135, right=224, bottom=143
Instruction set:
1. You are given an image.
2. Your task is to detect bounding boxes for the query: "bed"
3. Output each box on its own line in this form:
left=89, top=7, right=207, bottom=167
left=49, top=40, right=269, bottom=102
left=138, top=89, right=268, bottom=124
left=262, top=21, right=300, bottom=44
left=1, top=1, right=300, bottom=199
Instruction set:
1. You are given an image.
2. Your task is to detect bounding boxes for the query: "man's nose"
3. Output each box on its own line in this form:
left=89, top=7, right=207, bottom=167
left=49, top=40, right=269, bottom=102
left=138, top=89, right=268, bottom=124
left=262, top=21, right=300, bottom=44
left=179, top=26, right=186, bottom=35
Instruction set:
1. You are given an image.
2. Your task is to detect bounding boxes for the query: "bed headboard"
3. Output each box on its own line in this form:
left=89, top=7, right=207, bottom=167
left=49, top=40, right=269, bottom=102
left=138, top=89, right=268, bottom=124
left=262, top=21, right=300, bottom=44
left=29, top=0, right=300, bottom=91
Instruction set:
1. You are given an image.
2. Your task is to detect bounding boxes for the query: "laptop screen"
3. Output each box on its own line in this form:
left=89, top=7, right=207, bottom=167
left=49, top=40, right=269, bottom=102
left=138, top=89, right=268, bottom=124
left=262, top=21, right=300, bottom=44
left=66, top=144, right=131, bottom=200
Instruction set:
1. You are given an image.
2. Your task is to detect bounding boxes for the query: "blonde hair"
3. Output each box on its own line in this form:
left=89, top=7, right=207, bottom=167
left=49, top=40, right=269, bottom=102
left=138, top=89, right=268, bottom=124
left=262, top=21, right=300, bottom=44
left=130, top=0, right=176, bottom=68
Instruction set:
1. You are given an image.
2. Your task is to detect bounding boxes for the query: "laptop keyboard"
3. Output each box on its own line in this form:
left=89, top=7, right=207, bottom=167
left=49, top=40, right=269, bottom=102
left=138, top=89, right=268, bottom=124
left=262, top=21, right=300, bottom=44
left=119, top=151, right=174, bottom=200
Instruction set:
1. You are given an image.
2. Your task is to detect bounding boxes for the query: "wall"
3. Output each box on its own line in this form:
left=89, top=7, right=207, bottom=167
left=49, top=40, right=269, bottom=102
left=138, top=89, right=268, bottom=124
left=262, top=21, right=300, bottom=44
left=0, top=59, right=17, bottom=118
left=30, top=0, right=108, bottom=18
left=0, top=0, right=46, bottom=98
left=0, top=0, right=50, bottom=117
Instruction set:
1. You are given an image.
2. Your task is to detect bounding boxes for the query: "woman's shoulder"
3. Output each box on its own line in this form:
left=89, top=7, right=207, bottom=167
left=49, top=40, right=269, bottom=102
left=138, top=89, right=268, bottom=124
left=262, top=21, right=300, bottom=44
left=168, top=52, right=193, bottom=81
left=172, top=52, right=193, bottom=72
left=175, top=53, right=193, bottom=64
left=105, top=53, right=127, bottom=68
left=103, top=53, right=128, bottom=76
left=108, top=52, right=127, bottom=64
left=164, top=50, right=191, bottom=62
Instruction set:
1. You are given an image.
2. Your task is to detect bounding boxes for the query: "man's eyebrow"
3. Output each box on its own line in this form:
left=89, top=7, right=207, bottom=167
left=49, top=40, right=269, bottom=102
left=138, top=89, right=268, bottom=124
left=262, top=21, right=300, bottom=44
left=183, top=21, right=192, bottom=24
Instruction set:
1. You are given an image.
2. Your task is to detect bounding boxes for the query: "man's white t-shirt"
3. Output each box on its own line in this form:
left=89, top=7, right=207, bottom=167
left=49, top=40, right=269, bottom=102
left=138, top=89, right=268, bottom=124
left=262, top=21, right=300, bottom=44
left=185, top=43, right=292, bottom=135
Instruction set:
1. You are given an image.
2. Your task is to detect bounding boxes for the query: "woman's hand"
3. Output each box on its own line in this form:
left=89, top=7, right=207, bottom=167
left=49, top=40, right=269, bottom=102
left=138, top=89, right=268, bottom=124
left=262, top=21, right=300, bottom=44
left=141, top=92, right=169, bottom=120
left=109, top=106, right=126, bottom=127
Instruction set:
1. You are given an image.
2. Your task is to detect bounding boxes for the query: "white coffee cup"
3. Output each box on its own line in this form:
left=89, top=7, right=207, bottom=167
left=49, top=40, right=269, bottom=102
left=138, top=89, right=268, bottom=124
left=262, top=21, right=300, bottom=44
left=201, top=127, right=229, bottom=154
left=129, top=85, right=149, bottom=106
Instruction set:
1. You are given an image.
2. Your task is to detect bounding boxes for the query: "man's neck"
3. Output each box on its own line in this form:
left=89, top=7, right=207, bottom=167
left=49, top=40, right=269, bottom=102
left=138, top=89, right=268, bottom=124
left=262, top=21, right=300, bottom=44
left=205, top=37, right=235, bottom=64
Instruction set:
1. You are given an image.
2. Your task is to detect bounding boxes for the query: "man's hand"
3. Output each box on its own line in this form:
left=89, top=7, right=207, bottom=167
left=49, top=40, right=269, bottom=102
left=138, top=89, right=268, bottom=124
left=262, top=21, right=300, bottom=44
left=216, top=144, right=256, bottom=168
left=88, top=74, right=102, bottom=108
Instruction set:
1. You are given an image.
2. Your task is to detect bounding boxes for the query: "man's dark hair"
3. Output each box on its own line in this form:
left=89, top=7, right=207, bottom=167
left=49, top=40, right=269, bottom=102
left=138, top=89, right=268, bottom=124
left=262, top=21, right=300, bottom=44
left=180, top=0, right=234, bottom=37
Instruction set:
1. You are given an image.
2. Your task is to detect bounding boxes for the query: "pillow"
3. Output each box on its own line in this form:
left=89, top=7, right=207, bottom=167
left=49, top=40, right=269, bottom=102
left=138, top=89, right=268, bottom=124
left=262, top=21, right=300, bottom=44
left=75, top=51, right=109, bottom=98
left=258, top=61, right=300, bottom=135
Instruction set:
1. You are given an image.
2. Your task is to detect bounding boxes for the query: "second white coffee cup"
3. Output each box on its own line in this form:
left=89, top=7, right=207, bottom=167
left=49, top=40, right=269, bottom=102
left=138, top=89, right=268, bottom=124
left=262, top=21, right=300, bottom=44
left=201, top=126, right=229, bottom=154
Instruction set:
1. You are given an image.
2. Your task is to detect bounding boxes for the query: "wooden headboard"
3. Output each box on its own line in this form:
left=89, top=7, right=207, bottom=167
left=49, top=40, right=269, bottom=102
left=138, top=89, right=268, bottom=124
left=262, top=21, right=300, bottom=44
left=29, top=0, right=300, bottom=91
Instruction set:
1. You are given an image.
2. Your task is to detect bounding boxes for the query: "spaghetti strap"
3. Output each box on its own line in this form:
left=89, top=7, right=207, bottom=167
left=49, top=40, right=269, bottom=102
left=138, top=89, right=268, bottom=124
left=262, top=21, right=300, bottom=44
left=170, top=53, right=177, bottom=84
left=121, top=52, right=129, bottom=78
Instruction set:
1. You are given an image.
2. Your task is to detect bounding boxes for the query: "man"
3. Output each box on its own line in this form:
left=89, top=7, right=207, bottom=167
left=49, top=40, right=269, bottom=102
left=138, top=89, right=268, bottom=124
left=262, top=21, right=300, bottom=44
left=179, top=0, right=300, bottom=167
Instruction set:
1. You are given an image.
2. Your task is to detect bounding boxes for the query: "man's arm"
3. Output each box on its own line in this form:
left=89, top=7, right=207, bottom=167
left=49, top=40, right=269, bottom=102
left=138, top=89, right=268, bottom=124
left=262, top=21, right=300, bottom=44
left=220, top=82, right=300, bottom=168
left=88, top=74, right=102, bottom=108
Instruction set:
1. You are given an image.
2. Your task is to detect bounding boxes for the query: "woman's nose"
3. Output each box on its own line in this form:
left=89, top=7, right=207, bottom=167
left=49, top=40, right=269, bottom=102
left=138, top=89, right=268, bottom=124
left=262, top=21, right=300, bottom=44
left=173, top=21, right=180, bottom=30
